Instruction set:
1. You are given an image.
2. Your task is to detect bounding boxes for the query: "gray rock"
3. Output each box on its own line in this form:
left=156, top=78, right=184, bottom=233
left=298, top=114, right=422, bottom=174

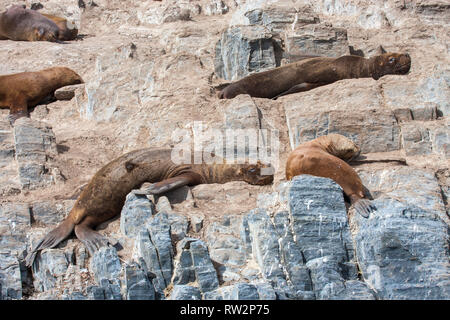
left=351, top=197, right=450, bottom=299
left=230, top=283, right=260, bottom=300
left=147, top=212, right=174, bottom=287
left=172, top=239, right=196, bottom=285
left=170, top=285, right=202, bottom=300
left=125, top=263, right=155, bottom=300
left=155, top=196, right=172, bottom=213
left=190, top=214, right=204, bottom=233
left=136, top=230, right=166, bottom=296
left=120, top=193, right=155, bottom=238
left=54, top=84, right=85, bottom=101
left=284, top=23, right=349, bottom=61
left=31, top=201, right=73, bottom=226
left=206, top=215, right=247, bottom=269
left=61, top=291, right=87, bottom=300
left=246, top=208, right=291, bottom=291
left=89, top=247, right=122, bottom=285
left=358, top=166, right=448, bottom=225
left=167, top=212, right=189, bottom=242
left=245, top=5, right=316, bottom=34
left=382, top=70, right=450, bottom=118
left=190, top=240, right=219, bottom=293
left=13, top=118, right=59, bottom=190
left=0, top=252, right=22, bottom=300
left=306, top=256, right=375, bottom=300
left=214, top=25, right=281, bottom=81
left=32, top=249, right=69, bottom=292
left=0, top=203, right=30, bottom=253
left=171, top=238, right=219, bottom=294
left=135, top=212, right=174, bottom=295
left=401, top=123, right=432, bottom=156
left=254, top=282, right=277, bottom=300
left=284, top=80, right=401, bottom=153
left=288, top=175, right=353, bottom=262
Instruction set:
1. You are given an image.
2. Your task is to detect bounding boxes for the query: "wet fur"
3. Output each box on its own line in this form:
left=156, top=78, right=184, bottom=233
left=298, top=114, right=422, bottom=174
left=219, top=53, right=411, bottom=99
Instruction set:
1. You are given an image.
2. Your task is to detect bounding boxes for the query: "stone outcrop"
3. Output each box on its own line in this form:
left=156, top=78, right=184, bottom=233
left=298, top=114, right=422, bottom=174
left=0, top=0, right=448, bottom=300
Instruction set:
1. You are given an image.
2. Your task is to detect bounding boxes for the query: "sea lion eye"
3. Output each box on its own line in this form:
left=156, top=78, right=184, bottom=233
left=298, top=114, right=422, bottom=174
left=389, top=57, right=396, bottom=64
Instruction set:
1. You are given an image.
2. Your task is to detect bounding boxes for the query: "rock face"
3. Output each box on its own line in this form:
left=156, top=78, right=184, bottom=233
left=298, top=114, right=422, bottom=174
left=0, top=0, right=448, bottom=300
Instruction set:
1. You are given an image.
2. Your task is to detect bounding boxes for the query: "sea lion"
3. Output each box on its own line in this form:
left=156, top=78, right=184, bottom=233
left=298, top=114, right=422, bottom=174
left=40, top=13, right=78, bottom=41
left=0, top=5, right=60, bottom=42
left=218, top=52, right=411, bottom=99
left=0, top=67, right=84, bottom=123
left=285, top=134, right=375, bottom=217
left=25, top=148, right=274, bottom=267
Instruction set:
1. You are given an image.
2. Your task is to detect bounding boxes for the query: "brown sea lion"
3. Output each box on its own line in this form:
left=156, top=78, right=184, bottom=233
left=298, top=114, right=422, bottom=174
left=218, top=52, right=411, bottom=99
left=0, top=67, right=84, bottom=123
left=40, top=13, right=78, bottom=41
left=285, top=134, right=375, bottom=217
left=0, top=5, right=61, bottom=42
left=25, top=148, right=274, bottom=267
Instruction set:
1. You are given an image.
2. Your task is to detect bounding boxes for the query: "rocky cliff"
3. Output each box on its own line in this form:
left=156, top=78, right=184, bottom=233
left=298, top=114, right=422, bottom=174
left=0, top=0, right=448, bottom=300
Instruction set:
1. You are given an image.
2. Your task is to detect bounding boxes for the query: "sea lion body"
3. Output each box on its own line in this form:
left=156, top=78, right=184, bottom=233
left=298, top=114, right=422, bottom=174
left=0, top=67, right=83, bottom=122
left=40, top=13, right=78, bottom=41
left=25, top=148, right=273, bottom=266
left=219, top=53, right=411, bottom=99
left=0, top=5, right=60, bottom=42
left=286, top=134, right=374, bottom=216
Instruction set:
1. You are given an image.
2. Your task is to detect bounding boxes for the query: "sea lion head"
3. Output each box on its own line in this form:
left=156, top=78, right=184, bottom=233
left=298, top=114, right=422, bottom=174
left=320, top=134, right=361, bottom=161
left=372, top=52, right=411, bottom=80
left=32, top=22, right=60, bottom=42
left=239, top=161, right=274, bottom=185
left=58, top=67, right=84, bottom=84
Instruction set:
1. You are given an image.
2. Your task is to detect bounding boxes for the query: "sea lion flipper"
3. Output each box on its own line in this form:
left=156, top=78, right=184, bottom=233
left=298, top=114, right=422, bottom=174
left=273, top=82, right=327, bottom=100
left=74, top=223, right=111, bottom=255
left=25, top=219, right=75, bottom=267
left=145, top=174, right=197, bottom=195
left=351, top=198, right=376, bottom=218
left=8, top=103, right=29, bottom=124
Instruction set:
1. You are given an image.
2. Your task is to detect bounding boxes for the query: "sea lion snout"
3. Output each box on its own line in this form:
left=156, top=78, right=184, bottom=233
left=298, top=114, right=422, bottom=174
left=241, top=162, right=274, bottom=185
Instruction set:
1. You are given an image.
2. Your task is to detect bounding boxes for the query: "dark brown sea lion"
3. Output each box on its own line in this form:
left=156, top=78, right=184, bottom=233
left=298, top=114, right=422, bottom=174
left=40, top=13, right=78, bottom=41
left=0, top=67, right=84, bottom=123
left=0, top=5, right=61, bottom=42
left=218, top=52, right=411, bottom=99
left=285, top=134, right=375, bottom=217
left=25, top=148, right=274, bottom=267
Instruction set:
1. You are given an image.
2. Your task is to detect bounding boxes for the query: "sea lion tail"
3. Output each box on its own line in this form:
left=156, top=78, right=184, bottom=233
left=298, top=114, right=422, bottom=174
left=25, top=219, right=75, bottom=267
left=351, top=198, right=376, bottom=218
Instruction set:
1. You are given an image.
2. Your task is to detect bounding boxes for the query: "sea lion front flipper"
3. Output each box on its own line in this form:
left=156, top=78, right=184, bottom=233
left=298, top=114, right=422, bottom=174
left=25, top=219, right=75, bottom=267
left=8, top=103, right=29, bottom=124
left=272, top=82, right=327, bottom=100
left=143, top=174, right=199, bottom=195
left=351, top=198, right=376, bottom=218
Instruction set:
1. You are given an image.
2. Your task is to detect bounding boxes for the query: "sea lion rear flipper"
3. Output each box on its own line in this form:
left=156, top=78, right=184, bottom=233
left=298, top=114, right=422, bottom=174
left=351, top=198, right=376, bottom=218
left=74, top=223, right=111, bottom=255
left=143, top=174, right=197, bottom=195
left=272, top=82, right=327, bottom=100
left=25, top=219, right=75, bottom=267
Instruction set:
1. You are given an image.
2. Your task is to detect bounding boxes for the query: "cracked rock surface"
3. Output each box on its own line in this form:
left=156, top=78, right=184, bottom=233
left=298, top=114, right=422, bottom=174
left=0, top=0, right=448, bottom=300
